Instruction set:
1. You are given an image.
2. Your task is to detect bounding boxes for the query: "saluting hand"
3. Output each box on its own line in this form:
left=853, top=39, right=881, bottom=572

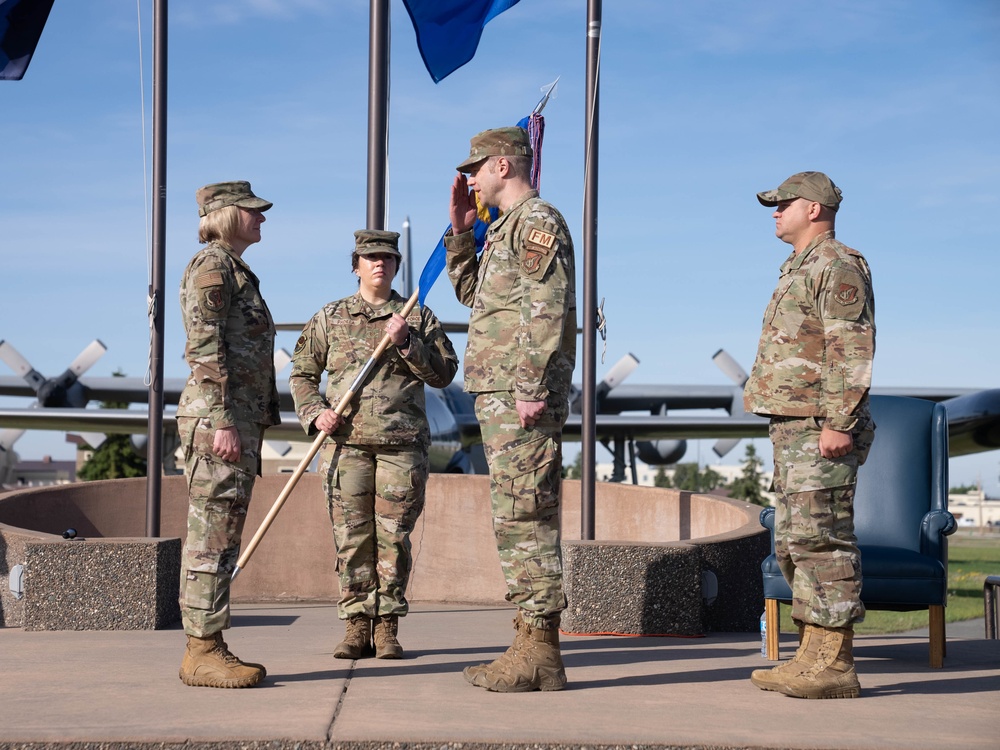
left=450, top=174, right=477, bottom=234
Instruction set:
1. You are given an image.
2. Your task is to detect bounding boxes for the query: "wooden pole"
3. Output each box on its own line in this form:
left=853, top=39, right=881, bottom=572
left=232, top=288, right=420, bottom=580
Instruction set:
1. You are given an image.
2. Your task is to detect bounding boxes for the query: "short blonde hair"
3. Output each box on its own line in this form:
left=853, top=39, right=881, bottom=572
left=198, top=205, right=241, bottom=244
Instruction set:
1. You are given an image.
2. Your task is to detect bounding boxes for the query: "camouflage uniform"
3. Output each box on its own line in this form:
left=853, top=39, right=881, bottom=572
left=445, top=190, right=577, bottom=628
left=177, top=240, right=280, bottom=637
left=289, top=289, right=457, bottom=619
left=745, top=229, right=876, bottom=628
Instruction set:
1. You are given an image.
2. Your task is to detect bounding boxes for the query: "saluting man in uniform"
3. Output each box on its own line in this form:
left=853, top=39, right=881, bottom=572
left=176, top=181, right=281, bottom=689
left=745, top=171, right=876, bottom=699
left=446, top=126, right=577, bottom=692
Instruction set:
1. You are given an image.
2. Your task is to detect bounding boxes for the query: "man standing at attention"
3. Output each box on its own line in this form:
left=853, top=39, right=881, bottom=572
left=446, top=126, right=577, bottom=692
left=746, top=171, right=876, bottom=699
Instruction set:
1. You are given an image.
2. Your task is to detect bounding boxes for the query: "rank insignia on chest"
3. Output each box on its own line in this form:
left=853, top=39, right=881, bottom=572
left=836, top=283, right=859, bottom=305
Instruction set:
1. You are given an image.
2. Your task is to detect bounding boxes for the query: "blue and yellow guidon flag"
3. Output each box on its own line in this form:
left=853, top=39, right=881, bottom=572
left=417, top=111, right=544, bottom=308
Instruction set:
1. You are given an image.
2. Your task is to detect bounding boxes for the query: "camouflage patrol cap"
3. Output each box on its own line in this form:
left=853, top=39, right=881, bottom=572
left=354, top=229, right=401, bottom=260
left=756, top=171, right=843, bottom=212
left=196, top=181, right=272, bottom=217
left=456, top=126, right=533, bottom=173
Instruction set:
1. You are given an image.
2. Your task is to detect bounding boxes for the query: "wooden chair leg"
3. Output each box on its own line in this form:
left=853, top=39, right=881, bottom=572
left=928, top=604, right=945, bottom=668
left=765, top=598, right=780, bottom=660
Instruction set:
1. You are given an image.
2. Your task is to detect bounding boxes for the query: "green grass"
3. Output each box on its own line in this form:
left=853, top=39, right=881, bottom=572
left=778, top=533, right=1000, bottom=635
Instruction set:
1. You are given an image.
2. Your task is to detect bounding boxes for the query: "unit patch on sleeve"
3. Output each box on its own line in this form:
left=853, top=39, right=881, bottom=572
left=835, top=283, right=858, bottom=305
left=203, top=288, right=225, bottom=312
left=523, top=250, right=544, bottom=274
left=822, top=266, right=867, bottom=321
left=520, top=222, right=560, bottom=279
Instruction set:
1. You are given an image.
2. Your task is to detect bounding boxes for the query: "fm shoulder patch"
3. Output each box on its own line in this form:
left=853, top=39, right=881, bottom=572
left=525, top=227, right=556, bottom=252
left=196, top=271, right=224, bottom=289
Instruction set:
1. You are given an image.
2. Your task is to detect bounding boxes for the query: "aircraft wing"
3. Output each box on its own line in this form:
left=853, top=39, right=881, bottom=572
left=0, top=407, right=307, bottom=442
left=3, top=390, right=1000, bottom=461
left=0, top=406, right=780, bottom=444
left=939, top=388, right=1000, bottom=456
left=2, top=376, right=981, bottom=411
left=0, top=407, right=772, bottom=444
left=594, top=384, right=982, bottom=414
left=569, top=414, right=770, bottom=441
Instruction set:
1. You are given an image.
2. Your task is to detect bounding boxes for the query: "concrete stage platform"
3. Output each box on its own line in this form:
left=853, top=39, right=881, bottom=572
left=1, top=604, right=997, bottom=750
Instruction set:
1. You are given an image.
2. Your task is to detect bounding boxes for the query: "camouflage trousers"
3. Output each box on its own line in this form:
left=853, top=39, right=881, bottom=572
left=320, top=441, right=429, bottom=620
left=770, top=408, right=875, bottom=628
left=475, top=391, right=568, bottom=628
left=177, top=417, right=264, bottom=637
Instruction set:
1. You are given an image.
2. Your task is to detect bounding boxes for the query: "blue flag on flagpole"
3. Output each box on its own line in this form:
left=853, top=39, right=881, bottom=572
left=0, top=0, right=55, bottom=81
left=418, top=214, right=496, bottom=308
left=401, top=0, right=522, bottom=84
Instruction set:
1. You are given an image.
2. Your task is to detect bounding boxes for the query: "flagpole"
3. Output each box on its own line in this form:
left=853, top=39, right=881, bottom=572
left=581, top=0, right=601, bottom=540
left=145, top=0, right=168, bottom=537
left=367, top=0, right=390, bottom=229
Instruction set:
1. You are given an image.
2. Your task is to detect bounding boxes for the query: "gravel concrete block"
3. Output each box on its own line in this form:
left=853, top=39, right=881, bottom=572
left=22, top=537, right=181, bottom=631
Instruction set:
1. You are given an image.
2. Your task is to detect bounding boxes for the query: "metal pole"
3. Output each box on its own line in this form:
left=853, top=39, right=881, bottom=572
left=145, top=0, right=167, bottom=537
left=402, top=215, right=412, bottom=296
left=581, top=0, right=601, bottom=540
left=367, top=0, right=389, bottom=230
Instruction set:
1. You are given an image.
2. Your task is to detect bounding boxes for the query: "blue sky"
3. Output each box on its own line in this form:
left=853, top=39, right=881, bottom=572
left=2, top=0, right=998, bottom=493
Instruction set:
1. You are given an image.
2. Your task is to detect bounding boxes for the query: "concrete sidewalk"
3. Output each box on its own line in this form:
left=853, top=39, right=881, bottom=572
left=1, top=604, right=998, bottom=749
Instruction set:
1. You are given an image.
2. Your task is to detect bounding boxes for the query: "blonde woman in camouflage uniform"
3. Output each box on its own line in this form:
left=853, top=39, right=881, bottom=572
left=289, top=230, right=457, bottom=660
left=445, top=127, right=577, bottom=692
left=745, top=172, right=876, bottom=699
left=176, top=181, right=281, bottom=689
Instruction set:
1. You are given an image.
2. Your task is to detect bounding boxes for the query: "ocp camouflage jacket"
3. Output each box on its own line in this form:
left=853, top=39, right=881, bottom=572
left=177, top=241, right=280, bottom=428
left=289, top=290, right=458, bottom=446
left=445, top=189, right=577, bottom=402
left=744, top=231, right=875, bottom=431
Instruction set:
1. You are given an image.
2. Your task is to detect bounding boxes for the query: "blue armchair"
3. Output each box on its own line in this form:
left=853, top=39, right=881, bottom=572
left=760, top=395, right=956, bottom=668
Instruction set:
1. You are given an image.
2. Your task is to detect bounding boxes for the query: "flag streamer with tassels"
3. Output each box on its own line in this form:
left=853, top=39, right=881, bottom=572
left=417, top=83, right=556, bottom=308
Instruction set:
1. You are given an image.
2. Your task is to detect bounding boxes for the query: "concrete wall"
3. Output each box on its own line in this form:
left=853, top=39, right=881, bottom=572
left=0, top=475, right=768, bottom=632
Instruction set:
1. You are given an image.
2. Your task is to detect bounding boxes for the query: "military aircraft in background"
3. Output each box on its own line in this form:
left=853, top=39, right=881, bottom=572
left=2, top=338, right=1000, bottom=486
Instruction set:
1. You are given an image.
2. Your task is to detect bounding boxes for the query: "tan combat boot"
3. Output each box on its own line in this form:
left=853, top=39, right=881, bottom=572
left=334, top=615, right=372, bottom=659
left=776, top=625, right=860, bottom=699
left=467, top=613, right=567, bottom=692
left=750, top=622, right=822, bottom=692
left=373, top=615, right=403, bottom=659
left=219, top=634, right=266, bottom=678
left=463, top=614, right=527, bottom=684
left=179, top=633, right=265, bottom=688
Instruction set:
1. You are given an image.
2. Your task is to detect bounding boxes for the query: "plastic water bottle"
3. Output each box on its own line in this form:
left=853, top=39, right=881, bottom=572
left=760, top=612, right=767, bottom=658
